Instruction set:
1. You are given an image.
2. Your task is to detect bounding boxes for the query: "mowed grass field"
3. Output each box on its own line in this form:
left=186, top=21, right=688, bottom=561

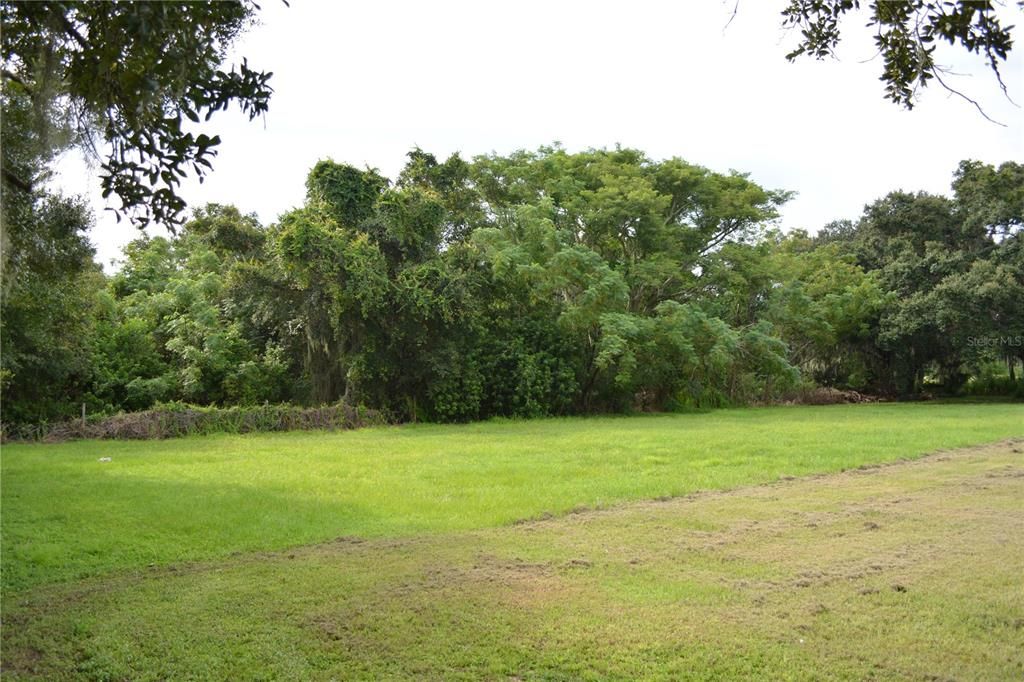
left=2, top=403, right=1023, bottom=679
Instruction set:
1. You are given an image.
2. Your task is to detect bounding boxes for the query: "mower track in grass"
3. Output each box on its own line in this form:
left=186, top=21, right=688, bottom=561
left=4, top=403, right=1023, bottom=594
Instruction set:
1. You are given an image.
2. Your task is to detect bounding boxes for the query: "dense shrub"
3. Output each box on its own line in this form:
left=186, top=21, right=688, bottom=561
left=962, top=376, right=1024, bottom=399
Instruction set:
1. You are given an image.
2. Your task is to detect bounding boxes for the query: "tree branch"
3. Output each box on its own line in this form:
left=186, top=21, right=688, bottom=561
left=723, top=0, right=740, bottom=33
left=932, top=67, right=1007, bottom=127
left=57, top=13, right=89, bottom=49
left=3, top=168, right=34, bottom=193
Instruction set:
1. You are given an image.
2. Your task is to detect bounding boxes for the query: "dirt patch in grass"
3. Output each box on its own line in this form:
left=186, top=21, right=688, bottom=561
left=3, top=439, right=1023, bottom=680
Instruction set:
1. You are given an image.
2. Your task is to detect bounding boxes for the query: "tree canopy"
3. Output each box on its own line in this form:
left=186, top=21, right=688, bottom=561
left=3, top=148, right=1021, bottom=428
left=0, top=0, right=272, bottom=229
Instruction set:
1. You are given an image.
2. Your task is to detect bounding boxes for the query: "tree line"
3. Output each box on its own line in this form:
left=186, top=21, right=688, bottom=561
left=2, top=146, right=1021, bottom=426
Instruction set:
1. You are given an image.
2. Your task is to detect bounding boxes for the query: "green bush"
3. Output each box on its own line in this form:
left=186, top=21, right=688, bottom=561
left=963, top=368, right=1024, bottom=399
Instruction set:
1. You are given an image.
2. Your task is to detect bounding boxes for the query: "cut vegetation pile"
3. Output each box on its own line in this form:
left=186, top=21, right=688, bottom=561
left=3, top=401, right=387, bottom=443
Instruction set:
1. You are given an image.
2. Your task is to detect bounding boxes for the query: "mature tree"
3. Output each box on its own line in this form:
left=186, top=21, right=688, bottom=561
left=701, top=231, right=886, bottom=390
left=95, top=205, right=295, bottom=411
left=0, top=192, right=103, bottom=424
left=469, top=147, right=797, bottom=412
left=0, top=0, right=273, bottom=231
left=809, top=160, right=1023, bottom=393
left=781, top=0, right=1019, bottom=120
left=952, top=160, right=1024, bottom=238
left=1, top=76, right=104, bottom=424
left=397, top=148, right=484, bottom=245
left=471, top=146, right=790, bottom=314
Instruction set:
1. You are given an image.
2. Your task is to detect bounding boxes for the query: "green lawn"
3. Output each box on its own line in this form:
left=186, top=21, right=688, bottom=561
left=3, top=417, right=1022, bottom=680
left=3, top=403, right=1022, bottom=594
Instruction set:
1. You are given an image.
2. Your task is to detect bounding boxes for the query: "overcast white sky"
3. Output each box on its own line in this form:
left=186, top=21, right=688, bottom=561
left=54, top=0, right=1024, bottom=270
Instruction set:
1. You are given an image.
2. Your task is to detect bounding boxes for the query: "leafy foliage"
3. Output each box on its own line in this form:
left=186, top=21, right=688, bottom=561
left=0, top=0, right=272, bottom=229
left=2, top=149, right=1021, bottom=430
left=0, top=194, right=101, bottom=423
left=781, top=0, right=1018, bottom=117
